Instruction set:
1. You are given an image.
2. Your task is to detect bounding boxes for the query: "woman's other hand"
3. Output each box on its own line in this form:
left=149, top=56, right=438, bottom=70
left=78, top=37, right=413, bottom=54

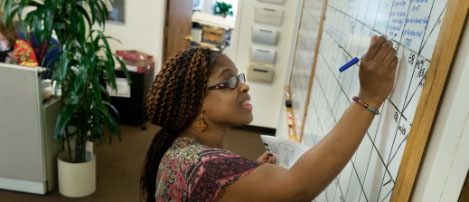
left=256, top=151, right=277, bottom=164
left=359, top=35, right=398, bottom=108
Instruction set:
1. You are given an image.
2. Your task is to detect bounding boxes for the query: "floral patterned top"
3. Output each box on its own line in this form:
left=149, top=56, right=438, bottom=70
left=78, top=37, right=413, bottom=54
left=12, top=39, right=38, bottom=66
left=155, top=137, right=260, bottom=202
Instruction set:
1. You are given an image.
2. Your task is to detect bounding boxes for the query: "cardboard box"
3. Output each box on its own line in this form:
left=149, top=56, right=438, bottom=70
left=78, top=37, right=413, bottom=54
left=202, top=26, right=225, bottom=43
left=116, top=50, right=153, bottom=61
left=115, top=50, right=155, bottom=73
left=199, top=42, right=218, bottom=49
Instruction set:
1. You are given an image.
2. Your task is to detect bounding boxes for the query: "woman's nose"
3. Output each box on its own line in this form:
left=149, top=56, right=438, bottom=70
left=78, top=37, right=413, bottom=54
left=239, top=82, right=249, bottom=92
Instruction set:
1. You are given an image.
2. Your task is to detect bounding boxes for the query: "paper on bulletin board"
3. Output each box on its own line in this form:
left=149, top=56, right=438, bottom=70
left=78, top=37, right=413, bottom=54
left=107, top=77, right=130, bottom=98
left=261, top=135, right=309, bottom=169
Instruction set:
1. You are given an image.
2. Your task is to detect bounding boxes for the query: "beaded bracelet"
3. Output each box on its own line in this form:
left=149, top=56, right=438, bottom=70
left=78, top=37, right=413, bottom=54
left=352, top=96, right=380, bottom=115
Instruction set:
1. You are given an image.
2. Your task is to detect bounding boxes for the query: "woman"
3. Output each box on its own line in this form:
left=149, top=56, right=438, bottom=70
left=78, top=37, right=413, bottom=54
left=141, top=35, right=397, bottom=202
left=0, top=13, right=38, bottom=66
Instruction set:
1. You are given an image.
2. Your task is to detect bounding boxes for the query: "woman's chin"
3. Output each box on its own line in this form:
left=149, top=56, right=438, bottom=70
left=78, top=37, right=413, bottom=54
left=229, top=115, right=253, bottom=127
left=240, top=114, right=254, bottom=125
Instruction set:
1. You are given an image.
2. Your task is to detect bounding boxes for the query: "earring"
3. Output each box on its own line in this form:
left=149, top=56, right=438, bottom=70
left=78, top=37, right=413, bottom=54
left=195, top=114, right=207, bottom=131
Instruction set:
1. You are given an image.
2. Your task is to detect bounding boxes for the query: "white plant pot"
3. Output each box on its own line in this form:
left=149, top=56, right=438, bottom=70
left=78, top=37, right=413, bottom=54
left=57, top=151, right=96, bottom=198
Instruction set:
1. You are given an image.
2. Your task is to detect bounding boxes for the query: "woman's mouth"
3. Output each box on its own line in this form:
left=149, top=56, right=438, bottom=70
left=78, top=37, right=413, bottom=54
left=241, top=100, right=253, bottom=110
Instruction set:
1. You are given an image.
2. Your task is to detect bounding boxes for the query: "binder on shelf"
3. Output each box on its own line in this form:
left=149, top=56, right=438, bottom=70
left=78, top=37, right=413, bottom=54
left=248, top=63, right=275, bottom=83
left=257, top=0, right=285, bottom=4
left=254, top=7, right=284, bottom=25
left=250, top=46, right=276, bottom=64
left=252, top=26, right=279, bottom=45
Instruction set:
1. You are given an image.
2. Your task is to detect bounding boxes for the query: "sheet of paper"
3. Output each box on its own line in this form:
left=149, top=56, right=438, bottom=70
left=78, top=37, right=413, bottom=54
left=107, top=77, right=130, bottom=98
left=260, top=135, right=309, bottom=169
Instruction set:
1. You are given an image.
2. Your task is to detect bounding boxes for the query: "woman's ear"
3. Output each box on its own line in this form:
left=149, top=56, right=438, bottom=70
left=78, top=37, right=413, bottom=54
left=194, top=113, right=207, bottom=131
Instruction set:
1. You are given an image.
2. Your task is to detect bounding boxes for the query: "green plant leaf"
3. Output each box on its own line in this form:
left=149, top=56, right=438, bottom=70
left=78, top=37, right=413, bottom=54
left=42, top=0, right=56, bottom=42
left=100, top=85, right=111, bottom=101
left=115, top=55, right=131, bottom=84
left=73, top=64, right=87, bottom=93
left=96, top=0, right=109, bottom=27
left=92, top=76, right=103, bottom=106
left=90, top=111, right=105, bottom=144
left=103, top=100, right=119, bottom=123
left=97, top=104, right=121, bottom=143
left=43, top=44, right=61, bottom=68
left=77, top=13, right=87, bottom=44
left=100, top=33, right=117, bottom=89
left=18, top=0, right=30, bottom=20
left=75, top=4, right=92, bottom=28
left=56, top=45, right=71, bottom=81
left=3, top=0, right=16, bottom=28
left=54, top=94, right=79, bottom=141
left=31, top=6, right=45, bottom=43
left=87, top=0, right=98, bottom=25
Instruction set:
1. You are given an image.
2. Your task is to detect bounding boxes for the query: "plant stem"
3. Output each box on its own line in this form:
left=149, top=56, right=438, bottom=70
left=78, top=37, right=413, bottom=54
left=75, top=128, right=79, bottom=163
left=82, top=130, right=87, bottom=161
left=65, top=127, right=72, bottom=162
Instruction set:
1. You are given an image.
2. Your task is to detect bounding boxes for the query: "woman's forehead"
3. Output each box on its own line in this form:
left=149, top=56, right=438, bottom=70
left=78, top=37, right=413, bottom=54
left=211, top=55, right=238, bottom=78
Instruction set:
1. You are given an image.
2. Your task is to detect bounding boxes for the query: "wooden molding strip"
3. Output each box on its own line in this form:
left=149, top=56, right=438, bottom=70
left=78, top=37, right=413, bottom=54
left=391, top=1, right=469, bottom=201
left=299, top=0, right=329, bottom=142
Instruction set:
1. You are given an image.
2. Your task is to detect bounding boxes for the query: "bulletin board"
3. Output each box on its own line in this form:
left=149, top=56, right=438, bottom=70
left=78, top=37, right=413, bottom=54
left=287, top=0, right=469, bottom=201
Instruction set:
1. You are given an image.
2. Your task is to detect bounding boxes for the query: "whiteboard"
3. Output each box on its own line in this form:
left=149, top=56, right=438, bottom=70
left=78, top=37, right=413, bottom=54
left=296, top=0, right=449, bottom=201
left=289, top=0, right=324, bottom=141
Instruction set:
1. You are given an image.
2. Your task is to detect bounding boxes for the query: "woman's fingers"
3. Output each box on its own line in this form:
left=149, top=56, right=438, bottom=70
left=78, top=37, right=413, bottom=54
left=256, top=151, right=278, bottom=164
left=370, top=35, right=379, bottom=45
left=256, top=151, right=277, bottom=164
left=374, top=40, right=393, bottom=62
left=384, top=47, right=397, bottom=64
left=267, top=154, right=277, bottom=164
left=388, top=56, right=398, bottom=70
left=256, top=151, right=270, bottom=163
left=364, top=36, right=387, bottom=61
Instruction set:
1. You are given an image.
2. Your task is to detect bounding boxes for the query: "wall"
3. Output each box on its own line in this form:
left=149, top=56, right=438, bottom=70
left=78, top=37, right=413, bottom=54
left=102, top=0, right=300, bottom=129
left=411, top=15, right=469, bottom=202
left=231, top=0, right=302, bottom=128
left=103, top=0, right=166, bottom=74
left=202, top=0, right=214, bottom=13
left=200, top=0, right=238, bottom=21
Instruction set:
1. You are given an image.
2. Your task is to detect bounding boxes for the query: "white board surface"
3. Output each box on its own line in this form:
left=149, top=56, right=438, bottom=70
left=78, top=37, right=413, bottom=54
left=289, top=0, right=325, bottom=141
left=291, top=0, right=449, bottom=201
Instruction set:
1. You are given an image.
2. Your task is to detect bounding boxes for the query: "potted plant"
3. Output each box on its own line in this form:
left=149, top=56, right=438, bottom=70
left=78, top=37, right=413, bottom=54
left=3, top=0, right=129, bottom=198
left=212, top=1, right=233, bottom=18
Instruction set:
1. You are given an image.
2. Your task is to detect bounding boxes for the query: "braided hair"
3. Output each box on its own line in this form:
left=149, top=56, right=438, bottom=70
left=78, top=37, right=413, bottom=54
left=141, top=48, right=220, bottom=202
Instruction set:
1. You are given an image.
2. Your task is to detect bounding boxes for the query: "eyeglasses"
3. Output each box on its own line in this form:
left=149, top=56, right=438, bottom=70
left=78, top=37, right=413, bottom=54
left=207, top=73, right=246, bottom=90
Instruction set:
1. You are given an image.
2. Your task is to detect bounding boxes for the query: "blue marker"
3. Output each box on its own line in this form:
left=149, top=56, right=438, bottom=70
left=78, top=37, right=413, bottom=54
left=339, top=52, right=367, bottom=72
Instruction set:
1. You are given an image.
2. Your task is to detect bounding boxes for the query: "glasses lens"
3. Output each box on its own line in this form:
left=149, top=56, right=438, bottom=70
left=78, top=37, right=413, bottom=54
left=228, top=76, right=238, bottom=88
left=239, top=73, right=245, bottom=83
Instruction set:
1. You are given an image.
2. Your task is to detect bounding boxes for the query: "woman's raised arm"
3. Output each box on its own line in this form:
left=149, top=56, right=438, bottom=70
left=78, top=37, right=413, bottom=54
left=216, top=36, right=398, bottom=202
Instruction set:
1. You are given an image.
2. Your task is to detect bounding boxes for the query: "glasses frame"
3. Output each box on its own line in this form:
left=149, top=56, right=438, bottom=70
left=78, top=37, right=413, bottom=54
left=207, top=73, right=246, bottom=90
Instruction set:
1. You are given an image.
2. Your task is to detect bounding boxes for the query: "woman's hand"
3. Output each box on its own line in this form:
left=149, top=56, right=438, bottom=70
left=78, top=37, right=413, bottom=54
left=359, top=35, right=398, bottom=108
left=256, top=151, right=277, bottom=164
